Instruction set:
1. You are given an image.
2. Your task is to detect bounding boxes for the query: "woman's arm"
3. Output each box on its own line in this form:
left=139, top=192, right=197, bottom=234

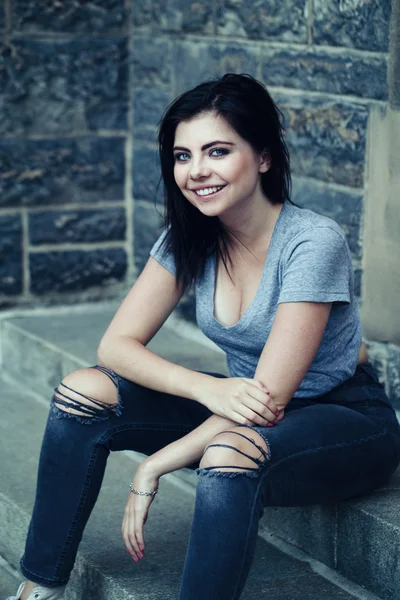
left=122, top=413, right=237, bottom=561
left=253, top=301, right=332, bottom=409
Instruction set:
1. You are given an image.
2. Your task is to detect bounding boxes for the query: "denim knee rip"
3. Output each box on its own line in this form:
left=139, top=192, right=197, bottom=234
left=195, top=424, right=271, bottom=479
left=51, top=365, right=123, bottom=425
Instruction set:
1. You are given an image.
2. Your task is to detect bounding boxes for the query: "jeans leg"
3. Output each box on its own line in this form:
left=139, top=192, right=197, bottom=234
left=179, top=473, right=265, bottom=600
left=20, top=368, right=219, bottom=587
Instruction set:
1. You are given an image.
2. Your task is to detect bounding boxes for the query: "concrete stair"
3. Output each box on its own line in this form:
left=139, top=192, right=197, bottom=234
left=0, top=304, right=398, bottom=599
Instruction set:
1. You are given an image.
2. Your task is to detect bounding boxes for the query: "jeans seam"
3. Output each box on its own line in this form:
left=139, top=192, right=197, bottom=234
left=231, top=476, right=266, bottom=599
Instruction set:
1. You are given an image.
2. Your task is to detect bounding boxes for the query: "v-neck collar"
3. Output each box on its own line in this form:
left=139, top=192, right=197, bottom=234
left=210, top=200, right=289, bottom=330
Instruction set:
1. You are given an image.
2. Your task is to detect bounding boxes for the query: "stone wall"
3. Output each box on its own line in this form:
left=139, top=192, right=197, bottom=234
left=1, top=1, right=399, bottom=403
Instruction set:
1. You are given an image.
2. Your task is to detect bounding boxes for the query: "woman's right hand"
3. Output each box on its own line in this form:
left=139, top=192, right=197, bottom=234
left=197, top=377, right=283, bottom=427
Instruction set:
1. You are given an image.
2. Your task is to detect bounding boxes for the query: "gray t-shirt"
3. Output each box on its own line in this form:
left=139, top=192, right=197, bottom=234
left=150, top=200, right=362, bottom=398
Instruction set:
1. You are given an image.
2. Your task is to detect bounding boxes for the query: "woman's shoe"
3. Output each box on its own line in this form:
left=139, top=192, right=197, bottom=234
left=6, top=581, right=66, bottom=600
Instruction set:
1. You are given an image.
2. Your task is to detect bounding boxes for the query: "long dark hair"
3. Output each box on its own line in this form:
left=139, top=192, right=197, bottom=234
left=156, top=73, right=291, bottom=290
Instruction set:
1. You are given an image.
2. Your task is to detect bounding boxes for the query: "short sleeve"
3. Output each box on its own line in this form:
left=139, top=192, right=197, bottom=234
left=278, top=226, right=351, bottom=304
left=149, top=228, right=177, bottom=277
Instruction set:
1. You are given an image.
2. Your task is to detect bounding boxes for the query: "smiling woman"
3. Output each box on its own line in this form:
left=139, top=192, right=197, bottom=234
left=10, top=74, right=400, bottom=600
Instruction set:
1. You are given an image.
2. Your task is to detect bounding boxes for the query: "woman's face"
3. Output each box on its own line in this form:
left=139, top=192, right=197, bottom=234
left=173, top=112, right=270, bottom=219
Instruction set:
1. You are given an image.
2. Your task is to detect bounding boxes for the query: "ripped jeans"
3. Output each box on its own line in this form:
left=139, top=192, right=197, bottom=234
left=20, top=362, right=400, bottom=599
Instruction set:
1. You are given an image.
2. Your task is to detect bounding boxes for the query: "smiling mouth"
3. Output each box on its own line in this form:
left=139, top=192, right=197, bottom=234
left=193, top=185, right=227, bottom=197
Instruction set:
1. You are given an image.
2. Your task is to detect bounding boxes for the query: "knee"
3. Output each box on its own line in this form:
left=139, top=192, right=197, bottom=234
left=52, top=366, right=121, bottom=423
left=198, top=426, right=271, bottom=478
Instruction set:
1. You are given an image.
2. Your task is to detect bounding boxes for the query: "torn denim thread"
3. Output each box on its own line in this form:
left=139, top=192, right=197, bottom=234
left=51, top=365, right=123, bottom=425
left=196, top=424, right=271, bottom=479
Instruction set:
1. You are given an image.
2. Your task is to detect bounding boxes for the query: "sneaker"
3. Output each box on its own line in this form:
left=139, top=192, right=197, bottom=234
left=7, top=581, right=66, bottom=600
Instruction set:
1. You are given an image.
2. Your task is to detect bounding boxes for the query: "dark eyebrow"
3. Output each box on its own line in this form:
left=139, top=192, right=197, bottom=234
left=173, top=141, right=235, bottom=152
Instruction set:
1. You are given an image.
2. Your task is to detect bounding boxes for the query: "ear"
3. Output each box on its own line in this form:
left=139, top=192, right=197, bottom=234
left=259, top=150, right=271, bottom=173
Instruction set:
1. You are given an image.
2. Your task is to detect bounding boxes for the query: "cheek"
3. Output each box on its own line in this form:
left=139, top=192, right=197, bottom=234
left=224, top=157, right=256, bottom=186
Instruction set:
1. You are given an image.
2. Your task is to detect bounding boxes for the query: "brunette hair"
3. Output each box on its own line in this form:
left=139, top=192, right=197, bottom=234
left=156, top=73, right=291, bottom=290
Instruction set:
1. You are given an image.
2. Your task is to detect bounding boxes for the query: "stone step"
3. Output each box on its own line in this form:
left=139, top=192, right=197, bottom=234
left=0, top=374, right=366, bottom=600
left=1, top=306, right=399, bottom=599
left=0, top=559, right=20, bottom=599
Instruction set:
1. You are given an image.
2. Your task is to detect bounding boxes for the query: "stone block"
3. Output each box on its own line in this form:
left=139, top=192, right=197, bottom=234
left=291, top=177, right=363, bottom=260
left=134, top=200, right=197, bottom=322
left=364, top=340, right=389, bottom=389
left=13, top=0, right=127, bottom=33
left=313, top=0, right=391, bottom=52
left=133, top=88, right=172, bottom=141
left=132, top=143, right=163, bottom=204
left=132, top=0, right=214, bottom=34
left=132, top=38, right=172, bottom=87
left=0, top=214, right=22, bottom=296
left=275, top=93, right=368, bottom=188
left=216, top=0, right=307, bottom=43
left=262, top=505, right=337, bottom=568
left=337, top=491, right=400, bottom=599
left=0, top=137, right=125, bottom=208
left=134, top=200, right=164, bottom=272
left=29, top=207, right=126, bottom=245
left=353, top=267, right=362, bottom=299
left=29, top=248, right=127, bottom=293
left=174, top=40, right=259, bottom=95
left=388, top=343, right=400, bottom=409
left=0, top=38, right=128, bottom=135
left=261, top=47, right=388, bottom=101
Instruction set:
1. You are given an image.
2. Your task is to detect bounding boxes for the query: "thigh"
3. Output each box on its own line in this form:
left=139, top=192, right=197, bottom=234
left=96, top=369, right=224, bottom=458
left=253, top=402, right=400, bottom=507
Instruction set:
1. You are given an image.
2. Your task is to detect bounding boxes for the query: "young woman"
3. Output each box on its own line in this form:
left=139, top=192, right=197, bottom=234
left=8, top=73, right=400, bottom=600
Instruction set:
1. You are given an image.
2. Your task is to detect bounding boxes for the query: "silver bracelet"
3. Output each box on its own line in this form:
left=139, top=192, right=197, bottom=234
left=130, top=482, right=158, bottom=497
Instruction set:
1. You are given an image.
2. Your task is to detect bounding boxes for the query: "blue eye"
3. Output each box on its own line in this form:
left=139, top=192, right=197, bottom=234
left=174, top=152, right=191, bottom=162
left=210, top=148, right=229, bottom=157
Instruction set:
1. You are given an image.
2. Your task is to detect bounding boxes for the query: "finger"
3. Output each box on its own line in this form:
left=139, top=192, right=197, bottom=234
left=232, top=405, right=276, bottom=427
left=245, top=391, right=279, bottom=419
left=242, top=378, right=271, bottom=394
left=122, top=508, right=138, bottom=560
left=242, top=381, right=279, bottom=415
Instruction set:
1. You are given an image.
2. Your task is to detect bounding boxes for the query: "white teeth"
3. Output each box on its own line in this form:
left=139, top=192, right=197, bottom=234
left=195, top=186, right=224, bottom=197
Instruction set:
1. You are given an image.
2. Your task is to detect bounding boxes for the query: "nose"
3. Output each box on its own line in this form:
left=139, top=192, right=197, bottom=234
left=189, top=157, right=212, bottom=180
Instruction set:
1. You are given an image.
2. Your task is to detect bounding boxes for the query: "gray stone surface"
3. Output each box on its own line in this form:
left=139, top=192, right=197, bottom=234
left=337, top=491, right=400, bottom=599
left=292, top=177, right=363, bottom=261
left=132, top=144, right=163, bottom=204
left=174, top=40, right=259, bottom=95
left=261, top=505, right=337, bottom=568
left=29, top=249, right=127, bottom=294
left=0, top=374, right=358, bottom=600
left=29, top=208, right=126, bottom=245
left=133, top=88, right=172, bottom=142
left=0, top=38, right=128, bottom=135
left=261, top=47, right=388, bottom=101
left=13, top=0, right=127, bottom=34
left=0, top=563, right=20, bottom=599
left=132, top=38, right=172, bottom=88
left=132, top=0, right=214, bottom=34
left=216, top=0, right=308, bottom=43
left=0, top=214, right=22, bottom=296
left=275, top=93, right=368, bottom=188
left=1, top=309, right=228, bottom=396
left=313, top=0, right=391, bottom=52
left=0, top=137, right=125, bottom=208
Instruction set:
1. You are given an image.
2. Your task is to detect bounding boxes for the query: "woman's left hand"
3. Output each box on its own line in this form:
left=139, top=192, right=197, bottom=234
left=122, top=461, right=160, bottom=562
